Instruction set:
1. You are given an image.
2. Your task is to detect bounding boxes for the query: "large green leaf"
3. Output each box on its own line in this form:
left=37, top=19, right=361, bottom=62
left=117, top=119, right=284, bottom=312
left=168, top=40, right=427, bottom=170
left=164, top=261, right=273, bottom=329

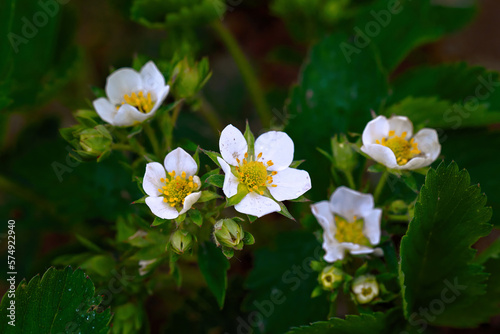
left=400, top=162, right=494, bottom=327
left=353, top=0, right=475, bottom=71
left=286, top=309, right=418, bottom=334
left=198, top=241, right=230, bottom=309
left=389, top=63, right=500, bottom=111
left=0, top=266, right=111, bottom=333
left=243, top=231, right=329, bottom=334
left=285, top=32, right=388, bottom=199
left=440, top=129, right=500, bottom=225
left=383, top=97, right=500, bottom=130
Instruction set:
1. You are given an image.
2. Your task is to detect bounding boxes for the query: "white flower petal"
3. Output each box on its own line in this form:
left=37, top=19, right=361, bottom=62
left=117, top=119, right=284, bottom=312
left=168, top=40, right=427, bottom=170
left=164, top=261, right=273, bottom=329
left=234, top=192, right=280, bottom=218
left=311, top=201, right=335, bottom=239
left=149, top=85, right=170, bottom=115
left=113, top=104, right=152, bottom=127
left=179, top=191, right=202, bottom=215
left=269, top=168, right=311, bottom=201
left=145, top=196, right=179, bottom=219
left=360, top=144, right=399, bottom=169
left=387, top=115, right=413, bottom=139
left=106, top=68, right=143, bottom=105
left=219, top=124, right=248, bottom=166
left=164, top=147, right=198, bottom=176
left=363, top=208, right=382, bottom=245
left=218, top=157, right=239, bottom=198
left=362, top=116, right=389, bottom=145
left=413, top=128, right=441, bottom=162
left=396, top=157, right=429, bottom=170
left=140, top=61, right=165, bottom=92
left=143, top=162, right=166, bottom=197
left=93, top=98, right=117, bottom=125
left=329, top=186, right=375, bottom=220
left=193, top=175, right=201, bottom=190
left=345, top=243, right=375, bottom=255
left=254, top=131, right=294, bottom=171
left=323, top=240, right=346, bottom=262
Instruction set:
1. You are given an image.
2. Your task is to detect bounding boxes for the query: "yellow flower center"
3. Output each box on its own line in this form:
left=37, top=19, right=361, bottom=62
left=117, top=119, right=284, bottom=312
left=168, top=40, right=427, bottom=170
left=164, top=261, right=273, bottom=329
left=376, top=130, right=421, bottom=165
left=157, top=171, right=198, bottom=208
left=235, top=152, right=277, bottom=195
left=334, top=215, right=370, bottom=246
left=118, top=91, right=155, bottom=113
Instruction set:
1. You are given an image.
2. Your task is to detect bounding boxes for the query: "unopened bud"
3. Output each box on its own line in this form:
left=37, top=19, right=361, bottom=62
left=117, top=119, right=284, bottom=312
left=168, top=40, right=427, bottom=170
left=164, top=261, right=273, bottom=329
left=320, top=265, right=343, bottom=290
left=213, top=219, right=244, bottom=249
left=331, top=134, right=356, bottom=172
left=170, top=230, right=194, bottom=254
left=352, top=275, right=379, bottom=304
left=79, top=125, right=112, bottom=158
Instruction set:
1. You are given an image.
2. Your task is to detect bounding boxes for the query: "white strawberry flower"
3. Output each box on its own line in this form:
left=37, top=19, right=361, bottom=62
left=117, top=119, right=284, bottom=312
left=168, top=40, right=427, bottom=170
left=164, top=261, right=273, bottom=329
left=143, top=148, right=201, bottom=219
left=311, top=186, right=382, bottom=262
left=93, top=61, right=170, bottom=127
left=218, top=124, right=311, bottom=218
left=360, top=115, right=440, bottom=170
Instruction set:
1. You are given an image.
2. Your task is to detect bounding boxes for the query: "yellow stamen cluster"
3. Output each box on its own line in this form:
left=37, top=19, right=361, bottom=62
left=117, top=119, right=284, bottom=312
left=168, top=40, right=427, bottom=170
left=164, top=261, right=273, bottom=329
left=118, top=91, right=154, bottom=113
left=235, top=152, right=277, bottom=195
left=157, top=170, right=198, bottom=208
left=334, top=215, right=370, bottom=246
left=376, top=130, right=421, bottom=165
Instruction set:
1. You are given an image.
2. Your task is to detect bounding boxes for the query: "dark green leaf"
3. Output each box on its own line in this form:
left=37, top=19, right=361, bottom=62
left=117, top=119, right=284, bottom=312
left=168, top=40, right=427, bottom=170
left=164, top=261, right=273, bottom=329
left=244, top=231, right=329, bottom=333
left=198, top=242, right=230, bottom=309
left=152, top=216, right=168, bottom=226
left=400, top=162, right=493, bottom=327
left=198, top=190, right=221, bottom=203
left=285, top=33, right=388, bottom=199
left=204, top=174, right=224, bottom=188
left=0, top=267, right=111, bottom=333
left=188, top=208, right=203, bottom=227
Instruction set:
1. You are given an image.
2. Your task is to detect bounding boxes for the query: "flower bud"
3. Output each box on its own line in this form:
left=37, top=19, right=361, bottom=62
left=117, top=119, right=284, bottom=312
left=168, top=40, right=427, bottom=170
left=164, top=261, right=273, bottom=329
left=172, top=57, right=211, bottom=99
left=319, top=265, right=343, bottom=290
left=331, top=134, right=357, bottom=172
left=352, top=275, right=379, bottom=304
left=170, top=230, right=194, bottom=254
left=213, top=219, right=244, bottom=249
left=78, top=125, right=112, bottom=158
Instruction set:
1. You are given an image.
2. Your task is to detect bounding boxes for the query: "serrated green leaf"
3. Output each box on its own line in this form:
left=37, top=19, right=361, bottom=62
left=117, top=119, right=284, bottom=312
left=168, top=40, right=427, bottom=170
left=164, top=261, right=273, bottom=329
left=198, top=242, right=229, bottom=309
left=0, top=267, right=111, bottom=333
left=286, top=309, right=407, bottom=334
left=400, top=162, right=493, bottom=327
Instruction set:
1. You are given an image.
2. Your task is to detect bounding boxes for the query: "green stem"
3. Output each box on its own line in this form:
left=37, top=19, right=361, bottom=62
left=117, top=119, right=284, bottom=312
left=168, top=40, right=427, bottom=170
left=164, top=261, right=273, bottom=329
left=387, top=214, right=410, bottom=222
left=330, top=166, right=341, bottom=187
left=199, top=95, right=223, bottom=135
left=327, top=299, right=337, bottom=319
left=343, top=170, right=356, bottom=189
left=143, top=122, right=161, bottom=158
left=170, top=100, right=184, bottom=129
left=373, top=170, right=389, bottom=203
left=211, top=20, right=271, bottom=127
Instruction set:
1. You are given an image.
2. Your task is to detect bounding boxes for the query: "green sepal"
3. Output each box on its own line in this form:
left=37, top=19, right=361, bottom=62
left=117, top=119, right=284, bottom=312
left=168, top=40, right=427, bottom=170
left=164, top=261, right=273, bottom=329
left=226, top=184, right=249, bottom=207
left=243, top=231, right=255, bottom=245
left=201, top=149, right=222, bottom=167
left=198, top=190, right=222, bottom=203
left=204, top=174, right=224, bottom=188
left=188, top=208, right=203, bottom=227
left=244, top=120, right=255, bottom=158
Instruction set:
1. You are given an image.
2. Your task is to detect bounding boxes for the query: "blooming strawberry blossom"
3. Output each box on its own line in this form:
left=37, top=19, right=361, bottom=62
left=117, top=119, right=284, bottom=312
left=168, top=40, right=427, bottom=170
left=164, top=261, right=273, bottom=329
left=311, top=186, right=382, bottom=262
left=143, top=148, right=201, bottom=219
left=360, top=115, right=440, bottom=170
left=93, top=61, right=170, bottom=127
left=218, top=124, right=311, bottom=217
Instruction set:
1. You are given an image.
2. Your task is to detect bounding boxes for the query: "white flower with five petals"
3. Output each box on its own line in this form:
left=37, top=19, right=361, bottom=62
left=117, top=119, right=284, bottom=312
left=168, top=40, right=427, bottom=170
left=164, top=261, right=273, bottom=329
left=218, top=124, right=311, bottom=218
left=93, top=61, right=170, bottom=127
left=143, top=148, right=201, bottom=219
left=360, top=115, right=440, bottom=170
left=311, top=186, right=382, bottom=262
